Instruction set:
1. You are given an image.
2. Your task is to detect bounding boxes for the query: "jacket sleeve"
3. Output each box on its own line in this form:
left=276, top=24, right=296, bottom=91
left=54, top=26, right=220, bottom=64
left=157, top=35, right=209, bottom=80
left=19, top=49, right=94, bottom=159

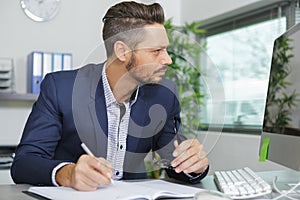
left=11, top=74, right=69, bottom=186
left=165, top=166, right=209, bottom=184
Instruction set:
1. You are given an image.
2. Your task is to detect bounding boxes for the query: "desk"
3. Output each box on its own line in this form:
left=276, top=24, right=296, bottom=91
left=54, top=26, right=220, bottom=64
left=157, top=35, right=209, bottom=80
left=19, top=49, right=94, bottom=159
left=0, top=184, right=32, bottom=200
left=1, top=170, right=300, bottom=200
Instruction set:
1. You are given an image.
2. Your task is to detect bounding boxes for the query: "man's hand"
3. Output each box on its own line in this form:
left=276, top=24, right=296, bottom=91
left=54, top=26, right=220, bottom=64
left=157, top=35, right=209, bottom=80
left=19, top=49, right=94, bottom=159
left=55, top=155, right=113, bottom=191
left=171, top=139, right=208, bottom=174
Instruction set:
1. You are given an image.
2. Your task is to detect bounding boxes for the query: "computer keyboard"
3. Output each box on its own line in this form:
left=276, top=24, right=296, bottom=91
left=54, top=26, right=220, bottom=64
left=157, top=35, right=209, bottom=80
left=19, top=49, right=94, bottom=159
left=214, top=167, right=272, bottom=199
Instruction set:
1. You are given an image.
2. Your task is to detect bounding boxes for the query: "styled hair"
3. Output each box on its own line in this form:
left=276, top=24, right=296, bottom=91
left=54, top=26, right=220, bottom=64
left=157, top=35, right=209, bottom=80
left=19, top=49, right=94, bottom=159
left=102, top=1, right=165, bottom=57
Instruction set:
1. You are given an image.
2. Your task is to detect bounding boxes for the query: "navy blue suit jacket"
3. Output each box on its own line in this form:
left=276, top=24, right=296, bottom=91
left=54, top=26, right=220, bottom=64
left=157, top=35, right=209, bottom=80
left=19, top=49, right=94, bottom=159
left=11, top=63, right=208, bottom=186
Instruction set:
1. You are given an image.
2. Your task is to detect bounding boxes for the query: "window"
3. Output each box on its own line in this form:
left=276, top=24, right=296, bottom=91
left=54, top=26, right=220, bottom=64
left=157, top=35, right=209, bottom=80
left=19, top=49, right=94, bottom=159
left=199, top=0, right=299, bottom=133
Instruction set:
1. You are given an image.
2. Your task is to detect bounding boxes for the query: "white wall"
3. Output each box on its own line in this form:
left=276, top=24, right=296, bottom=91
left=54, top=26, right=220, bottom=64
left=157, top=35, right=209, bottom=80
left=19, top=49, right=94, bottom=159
left=181, top=0, right=262, bottom=22
left=0, top=170, right=13, bottom=184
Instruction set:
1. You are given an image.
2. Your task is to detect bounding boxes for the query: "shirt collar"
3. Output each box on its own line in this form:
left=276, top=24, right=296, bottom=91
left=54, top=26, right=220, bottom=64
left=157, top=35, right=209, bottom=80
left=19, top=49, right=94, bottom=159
left=102, top=64, right=117, bottom=107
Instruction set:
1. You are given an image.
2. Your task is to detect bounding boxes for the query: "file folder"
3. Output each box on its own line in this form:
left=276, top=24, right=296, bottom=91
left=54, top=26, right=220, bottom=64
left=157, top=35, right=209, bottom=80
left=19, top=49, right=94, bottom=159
left=27, top=52, right=43, bottom=94
left=62, top=53, right=72, bottom=71
left=42, top=52, right=52, bottom=78
left=52, top=53, right=63, bottom=72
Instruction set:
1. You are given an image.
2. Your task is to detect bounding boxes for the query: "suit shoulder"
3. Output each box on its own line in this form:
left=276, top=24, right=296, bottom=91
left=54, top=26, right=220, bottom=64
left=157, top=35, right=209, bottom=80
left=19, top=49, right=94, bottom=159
left=140, top=78, right=178, bottom=100
left=44, top=63, right=104, bottom=81
left=75, top=63, right=104, bottom=78
left=47, top=69, right=77, bottom=79
left=161, top=78, right=177, bottom=89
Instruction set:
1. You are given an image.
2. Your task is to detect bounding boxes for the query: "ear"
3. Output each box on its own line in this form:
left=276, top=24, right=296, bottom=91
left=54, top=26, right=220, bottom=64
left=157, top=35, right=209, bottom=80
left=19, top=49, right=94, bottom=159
left=114, top=41, right=131, bottom=62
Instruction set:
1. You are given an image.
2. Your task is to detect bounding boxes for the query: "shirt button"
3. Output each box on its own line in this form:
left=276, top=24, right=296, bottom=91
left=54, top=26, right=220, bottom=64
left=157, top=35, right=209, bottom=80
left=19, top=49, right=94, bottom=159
left=120, top=145, right=123, bottom=149
left=116, top=171, right=119, bottom=176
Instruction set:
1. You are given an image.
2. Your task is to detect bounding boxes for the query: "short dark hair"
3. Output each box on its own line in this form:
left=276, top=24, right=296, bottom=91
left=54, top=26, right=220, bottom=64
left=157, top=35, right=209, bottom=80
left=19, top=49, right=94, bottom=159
left=102, top=1, right=165, bottom=57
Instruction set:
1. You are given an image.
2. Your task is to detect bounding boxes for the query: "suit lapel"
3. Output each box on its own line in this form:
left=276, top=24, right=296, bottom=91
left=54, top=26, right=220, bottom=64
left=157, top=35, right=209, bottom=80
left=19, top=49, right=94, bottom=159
left=123, top=92, right=148, bottom=174
left=124, top=87, right=168, bottom=174
left=127, top=89, right=147, bottom=152
left=127, top=88, right=167, bottom=152
left=73, top=63, right=108, bottom=158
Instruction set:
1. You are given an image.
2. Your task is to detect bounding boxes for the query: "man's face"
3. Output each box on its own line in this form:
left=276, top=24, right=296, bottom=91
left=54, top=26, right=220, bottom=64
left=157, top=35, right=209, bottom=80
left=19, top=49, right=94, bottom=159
left=127, top=23, right=172, bottom=84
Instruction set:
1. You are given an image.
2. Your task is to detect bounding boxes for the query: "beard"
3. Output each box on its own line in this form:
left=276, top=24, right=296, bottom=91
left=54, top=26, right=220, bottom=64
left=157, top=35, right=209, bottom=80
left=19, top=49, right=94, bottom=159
left=125, top=52, right=136, bottom=72
left=126, top=54, right=164, bottom=85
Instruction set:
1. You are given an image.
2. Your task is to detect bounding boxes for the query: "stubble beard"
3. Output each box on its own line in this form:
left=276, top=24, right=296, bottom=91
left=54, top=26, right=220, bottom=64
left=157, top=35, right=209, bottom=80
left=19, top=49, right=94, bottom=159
left=126, top=54, right=164, bottom=85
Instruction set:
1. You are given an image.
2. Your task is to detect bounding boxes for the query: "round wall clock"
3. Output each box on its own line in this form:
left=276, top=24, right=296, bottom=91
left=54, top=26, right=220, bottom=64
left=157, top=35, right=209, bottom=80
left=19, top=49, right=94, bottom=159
left=20, top=0, right=61, bottom=22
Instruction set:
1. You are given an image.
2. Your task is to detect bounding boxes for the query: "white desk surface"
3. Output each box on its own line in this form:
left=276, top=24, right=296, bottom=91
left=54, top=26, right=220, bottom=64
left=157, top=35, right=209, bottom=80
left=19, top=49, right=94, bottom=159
left=1, top=170, right=300, bottom=200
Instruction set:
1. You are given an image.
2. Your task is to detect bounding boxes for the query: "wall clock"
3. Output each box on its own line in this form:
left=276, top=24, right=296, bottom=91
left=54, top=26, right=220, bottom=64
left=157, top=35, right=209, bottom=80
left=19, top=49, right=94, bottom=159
left=20, top=0, right=61, bottom=22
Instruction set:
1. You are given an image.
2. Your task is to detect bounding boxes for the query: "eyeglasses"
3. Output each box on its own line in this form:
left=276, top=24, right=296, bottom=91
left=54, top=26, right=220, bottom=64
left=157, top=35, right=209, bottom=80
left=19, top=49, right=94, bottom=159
left=153, top=158, right=174, bottom=170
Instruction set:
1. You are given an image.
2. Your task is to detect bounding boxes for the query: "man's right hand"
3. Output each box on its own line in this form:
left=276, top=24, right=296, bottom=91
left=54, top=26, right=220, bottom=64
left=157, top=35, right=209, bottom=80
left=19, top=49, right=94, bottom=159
left=55, top=155, right=114, bottom=191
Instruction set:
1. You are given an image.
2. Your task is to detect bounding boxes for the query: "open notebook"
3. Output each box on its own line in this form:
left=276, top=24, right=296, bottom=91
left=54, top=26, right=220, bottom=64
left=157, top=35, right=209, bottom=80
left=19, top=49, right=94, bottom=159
left=27, top=179, right=203, bottom=200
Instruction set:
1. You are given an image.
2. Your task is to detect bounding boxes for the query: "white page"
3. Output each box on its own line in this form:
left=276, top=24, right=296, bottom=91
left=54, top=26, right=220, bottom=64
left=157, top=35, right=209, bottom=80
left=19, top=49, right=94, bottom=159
left=126, top=180, right=202, bottom=199
left=28, top=180, right=203, bottom=200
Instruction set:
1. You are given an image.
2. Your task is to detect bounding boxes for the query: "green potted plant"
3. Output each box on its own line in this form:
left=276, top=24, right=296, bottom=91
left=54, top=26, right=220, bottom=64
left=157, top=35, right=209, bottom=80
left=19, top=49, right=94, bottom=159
left=164, top=19, right=207, bottom=137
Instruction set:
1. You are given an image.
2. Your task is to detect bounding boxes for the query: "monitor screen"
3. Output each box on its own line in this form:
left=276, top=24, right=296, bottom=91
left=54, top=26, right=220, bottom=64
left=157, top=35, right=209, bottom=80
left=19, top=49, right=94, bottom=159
left=261, top=23, right=300, bottom=171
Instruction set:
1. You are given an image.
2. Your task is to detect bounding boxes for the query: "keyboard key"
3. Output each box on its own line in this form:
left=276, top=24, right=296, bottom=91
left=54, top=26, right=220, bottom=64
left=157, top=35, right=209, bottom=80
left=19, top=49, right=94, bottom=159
left=214, top=167, right=272, bottom=199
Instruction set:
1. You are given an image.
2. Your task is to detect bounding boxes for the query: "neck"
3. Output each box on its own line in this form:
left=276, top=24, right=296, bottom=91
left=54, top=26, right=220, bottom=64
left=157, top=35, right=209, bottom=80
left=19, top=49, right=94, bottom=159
left=106, top=59, right=138, bottom=103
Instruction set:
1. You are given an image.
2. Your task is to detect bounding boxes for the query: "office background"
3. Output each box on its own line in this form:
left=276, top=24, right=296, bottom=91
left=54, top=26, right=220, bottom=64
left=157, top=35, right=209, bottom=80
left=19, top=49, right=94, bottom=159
left=0, top=0, right=287, bottom=184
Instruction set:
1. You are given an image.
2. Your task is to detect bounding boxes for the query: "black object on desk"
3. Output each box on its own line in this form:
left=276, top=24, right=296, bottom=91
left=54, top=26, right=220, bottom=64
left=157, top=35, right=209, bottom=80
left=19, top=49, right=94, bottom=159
left=0, top=146, right=15, bottom=169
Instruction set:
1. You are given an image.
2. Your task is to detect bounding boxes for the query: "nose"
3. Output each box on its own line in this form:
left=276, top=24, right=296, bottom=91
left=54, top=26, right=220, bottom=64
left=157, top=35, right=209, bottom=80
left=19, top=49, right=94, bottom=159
left=162, top=50, right=172, bottom=65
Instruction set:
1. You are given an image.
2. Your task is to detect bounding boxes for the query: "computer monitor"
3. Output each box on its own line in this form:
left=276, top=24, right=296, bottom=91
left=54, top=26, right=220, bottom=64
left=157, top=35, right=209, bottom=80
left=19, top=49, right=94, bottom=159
left=260, top=23, right=300, bottom=171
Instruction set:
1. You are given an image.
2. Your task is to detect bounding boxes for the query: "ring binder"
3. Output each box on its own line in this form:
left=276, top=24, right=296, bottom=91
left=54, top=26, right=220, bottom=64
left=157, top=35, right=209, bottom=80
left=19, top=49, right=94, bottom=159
left=27, top=51, right=73, bottom=94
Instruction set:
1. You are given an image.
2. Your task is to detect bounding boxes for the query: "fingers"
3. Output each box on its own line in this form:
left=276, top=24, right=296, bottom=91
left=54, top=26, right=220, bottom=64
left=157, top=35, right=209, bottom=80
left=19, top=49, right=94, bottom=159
left=171, top=139, right=209, bottom=174
left=70, top=155, right=113, bottom=191
left=92, top=157, right=114, bottom=179
left=173, top=139, right=179, bottom=148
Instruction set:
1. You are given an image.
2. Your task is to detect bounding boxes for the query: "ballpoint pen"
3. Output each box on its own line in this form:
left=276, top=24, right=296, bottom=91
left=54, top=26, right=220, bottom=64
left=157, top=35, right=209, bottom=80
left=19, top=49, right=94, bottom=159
left=81, top=143, right=115, bottom=185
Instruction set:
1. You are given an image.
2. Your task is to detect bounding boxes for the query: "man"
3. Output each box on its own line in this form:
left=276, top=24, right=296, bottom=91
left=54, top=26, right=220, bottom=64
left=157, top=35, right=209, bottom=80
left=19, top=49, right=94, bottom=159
left=11, top=1, right=209, bottom=191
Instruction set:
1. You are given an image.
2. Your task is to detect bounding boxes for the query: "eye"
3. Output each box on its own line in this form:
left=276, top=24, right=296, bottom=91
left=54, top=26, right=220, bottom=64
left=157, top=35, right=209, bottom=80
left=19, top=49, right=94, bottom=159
left=153, top=49, right=162, bottom=55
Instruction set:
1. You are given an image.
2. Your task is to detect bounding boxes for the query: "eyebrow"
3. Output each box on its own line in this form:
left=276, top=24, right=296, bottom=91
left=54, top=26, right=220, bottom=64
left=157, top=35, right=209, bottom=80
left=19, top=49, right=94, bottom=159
left=152, top=45, right=169, bottom=49
left=135, top=44, right=169, bottom=51
left=160, top=45, right=169, bottom=48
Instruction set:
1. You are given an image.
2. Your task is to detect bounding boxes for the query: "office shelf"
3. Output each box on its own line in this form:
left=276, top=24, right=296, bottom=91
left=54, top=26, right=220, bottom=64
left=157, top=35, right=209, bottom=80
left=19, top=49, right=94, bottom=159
left=0, top=93, right=38, bottom=101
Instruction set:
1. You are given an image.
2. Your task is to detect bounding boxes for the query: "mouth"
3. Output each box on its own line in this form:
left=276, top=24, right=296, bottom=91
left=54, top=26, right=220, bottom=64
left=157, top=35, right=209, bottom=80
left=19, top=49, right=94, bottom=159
left=156, top=66, right=168, bottom=75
